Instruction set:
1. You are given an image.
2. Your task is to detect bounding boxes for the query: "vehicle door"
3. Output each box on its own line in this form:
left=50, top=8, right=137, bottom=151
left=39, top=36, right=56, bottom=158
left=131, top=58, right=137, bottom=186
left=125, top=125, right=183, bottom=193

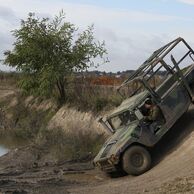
left=155, top=72, right=190, bottom=135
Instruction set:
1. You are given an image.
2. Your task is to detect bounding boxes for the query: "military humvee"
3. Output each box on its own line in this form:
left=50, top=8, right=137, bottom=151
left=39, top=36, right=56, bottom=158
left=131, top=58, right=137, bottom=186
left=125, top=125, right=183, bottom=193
left=93, top=37, right=194, bottom=175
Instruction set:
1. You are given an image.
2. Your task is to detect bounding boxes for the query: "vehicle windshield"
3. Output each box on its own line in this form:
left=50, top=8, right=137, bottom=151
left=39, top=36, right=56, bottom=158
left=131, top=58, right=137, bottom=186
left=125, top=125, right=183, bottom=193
left=108, top=110, right=137, bottom=130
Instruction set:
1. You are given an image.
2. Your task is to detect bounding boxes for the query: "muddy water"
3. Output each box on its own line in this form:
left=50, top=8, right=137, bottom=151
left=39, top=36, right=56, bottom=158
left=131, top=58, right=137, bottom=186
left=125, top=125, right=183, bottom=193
left=0, top=146, right=8, bottom=156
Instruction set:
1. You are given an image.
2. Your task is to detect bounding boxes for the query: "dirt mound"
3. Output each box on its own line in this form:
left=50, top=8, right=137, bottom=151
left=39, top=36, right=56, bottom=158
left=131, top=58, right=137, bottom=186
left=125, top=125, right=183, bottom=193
left=70, top=106, right=194, bottom=194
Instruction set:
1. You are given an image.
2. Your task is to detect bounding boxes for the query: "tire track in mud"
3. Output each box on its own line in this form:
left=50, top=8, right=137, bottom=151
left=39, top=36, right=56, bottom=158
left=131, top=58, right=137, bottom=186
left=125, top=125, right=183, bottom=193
left=70, top=106, right=194, bottom=194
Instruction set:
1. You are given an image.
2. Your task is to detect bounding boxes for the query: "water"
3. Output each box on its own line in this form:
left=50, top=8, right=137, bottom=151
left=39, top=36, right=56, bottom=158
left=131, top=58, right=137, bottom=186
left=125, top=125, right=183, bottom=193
left=0, top=145, right=9, bottom=156
left=0, top=137, right=27, bottom=157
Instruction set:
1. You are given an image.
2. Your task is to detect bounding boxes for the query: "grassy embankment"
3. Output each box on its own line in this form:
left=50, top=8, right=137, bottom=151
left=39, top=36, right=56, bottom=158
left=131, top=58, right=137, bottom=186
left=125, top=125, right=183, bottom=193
left=0, top=72, right=122, bottom=161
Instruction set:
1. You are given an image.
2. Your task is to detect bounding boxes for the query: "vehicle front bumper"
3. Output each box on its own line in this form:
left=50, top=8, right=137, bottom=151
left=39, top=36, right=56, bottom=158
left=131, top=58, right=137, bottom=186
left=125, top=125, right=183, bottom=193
left=94, top=155, right=119, bottom=172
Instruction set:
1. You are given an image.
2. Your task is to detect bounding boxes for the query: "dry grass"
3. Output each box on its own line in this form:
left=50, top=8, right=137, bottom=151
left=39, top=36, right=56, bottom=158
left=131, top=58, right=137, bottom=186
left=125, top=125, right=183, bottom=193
left=36, top=106, right=108, bottom=161
left=66, top=82, right=122, bottom=112
left=48, top=105, right=107, bottom=135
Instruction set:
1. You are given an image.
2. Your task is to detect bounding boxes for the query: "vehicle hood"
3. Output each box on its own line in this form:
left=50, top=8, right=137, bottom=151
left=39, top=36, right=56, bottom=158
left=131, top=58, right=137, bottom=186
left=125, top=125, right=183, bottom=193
left=94, top=121, right=139, bottom=162
left=107, top=91, right=148, bottom=119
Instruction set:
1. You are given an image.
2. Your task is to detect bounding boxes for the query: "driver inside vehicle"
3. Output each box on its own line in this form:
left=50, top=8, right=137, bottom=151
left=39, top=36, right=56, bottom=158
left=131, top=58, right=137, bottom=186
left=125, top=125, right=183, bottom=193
left=143, top=98, right=165, bottom=133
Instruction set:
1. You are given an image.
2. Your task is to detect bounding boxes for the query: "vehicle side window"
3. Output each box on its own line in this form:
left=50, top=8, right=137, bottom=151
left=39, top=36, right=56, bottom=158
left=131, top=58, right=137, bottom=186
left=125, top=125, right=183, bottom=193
left=139, top=104, right=149, bottom=116
left=109, top=111, right=137, bottom=130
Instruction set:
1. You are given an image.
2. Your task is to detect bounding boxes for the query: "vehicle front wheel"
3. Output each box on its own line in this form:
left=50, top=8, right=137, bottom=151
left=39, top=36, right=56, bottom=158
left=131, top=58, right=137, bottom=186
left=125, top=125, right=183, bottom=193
left=122, top=145, right=151, bottom=175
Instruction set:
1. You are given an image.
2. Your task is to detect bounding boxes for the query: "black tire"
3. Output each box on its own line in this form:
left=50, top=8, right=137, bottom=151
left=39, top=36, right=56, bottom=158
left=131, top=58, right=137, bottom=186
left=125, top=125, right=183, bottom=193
left=122, top=145, right=151, bottom=175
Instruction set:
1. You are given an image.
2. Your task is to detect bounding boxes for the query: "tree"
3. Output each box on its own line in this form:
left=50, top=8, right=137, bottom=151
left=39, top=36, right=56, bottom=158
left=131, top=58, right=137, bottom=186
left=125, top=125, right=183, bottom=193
left=4, top=11, right=107, bottom=103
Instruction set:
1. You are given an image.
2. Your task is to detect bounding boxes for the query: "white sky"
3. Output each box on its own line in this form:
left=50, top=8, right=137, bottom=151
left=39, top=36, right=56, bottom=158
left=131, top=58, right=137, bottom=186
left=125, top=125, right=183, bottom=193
left=0, top=0, right=194, bottom=72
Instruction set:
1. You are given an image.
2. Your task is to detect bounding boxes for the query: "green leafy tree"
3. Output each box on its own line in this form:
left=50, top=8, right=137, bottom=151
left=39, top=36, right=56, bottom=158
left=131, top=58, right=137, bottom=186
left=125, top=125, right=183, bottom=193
left=4, top=11, right=107, bottom=103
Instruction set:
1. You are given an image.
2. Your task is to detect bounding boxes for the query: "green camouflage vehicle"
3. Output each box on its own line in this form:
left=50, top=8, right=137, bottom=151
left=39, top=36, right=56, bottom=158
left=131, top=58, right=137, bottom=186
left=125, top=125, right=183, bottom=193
left=93, top=37, right=194, bottom=175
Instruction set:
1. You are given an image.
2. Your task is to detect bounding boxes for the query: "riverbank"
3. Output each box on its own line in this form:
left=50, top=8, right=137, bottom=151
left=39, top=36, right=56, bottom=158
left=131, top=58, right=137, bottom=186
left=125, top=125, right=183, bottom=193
left=0, top=81, right=107, bottom=160
left=0, top=84, right=108, bottom=193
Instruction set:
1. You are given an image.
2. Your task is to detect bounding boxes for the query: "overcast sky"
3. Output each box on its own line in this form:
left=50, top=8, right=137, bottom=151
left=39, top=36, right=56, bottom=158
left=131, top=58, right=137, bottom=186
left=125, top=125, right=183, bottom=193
left=0, top=0, right=194, bottom=72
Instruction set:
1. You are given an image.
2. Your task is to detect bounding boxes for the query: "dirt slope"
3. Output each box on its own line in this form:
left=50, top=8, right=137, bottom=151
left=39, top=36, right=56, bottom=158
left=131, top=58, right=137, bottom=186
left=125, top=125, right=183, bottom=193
left=0, top=87, right=15, bottom=100
left=70, top=106, right=194, bottom=194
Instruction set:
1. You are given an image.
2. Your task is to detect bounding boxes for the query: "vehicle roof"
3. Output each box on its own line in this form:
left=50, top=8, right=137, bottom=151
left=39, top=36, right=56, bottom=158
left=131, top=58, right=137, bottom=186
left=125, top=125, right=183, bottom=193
left=107, top=90, right=149, bottom=119
left=117, top=38, right=183, bottom=93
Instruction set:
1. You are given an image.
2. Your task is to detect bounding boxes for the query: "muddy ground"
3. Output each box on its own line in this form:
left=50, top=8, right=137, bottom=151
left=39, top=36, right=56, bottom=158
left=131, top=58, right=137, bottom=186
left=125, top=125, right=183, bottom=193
left=0, top=135, right=194, bottom=194
left=0, top=145, right=107, bottom=194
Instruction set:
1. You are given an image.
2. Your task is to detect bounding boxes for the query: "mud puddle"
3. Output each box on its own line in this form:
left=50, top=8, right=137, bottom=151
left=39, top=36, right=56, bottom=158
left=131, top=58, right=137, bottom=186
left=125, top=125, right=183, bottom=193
left=0, top=146, right=107, bottom=194
left=0, top=146, right=8, bottom=157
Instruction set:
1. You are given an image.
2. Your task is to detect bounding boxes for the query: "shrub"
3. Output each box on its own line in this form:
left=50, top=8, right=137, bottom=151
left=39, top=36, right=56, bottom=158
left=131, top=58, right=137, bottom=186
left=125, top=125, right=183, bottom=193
left=65, top=79, right=122, bottom=112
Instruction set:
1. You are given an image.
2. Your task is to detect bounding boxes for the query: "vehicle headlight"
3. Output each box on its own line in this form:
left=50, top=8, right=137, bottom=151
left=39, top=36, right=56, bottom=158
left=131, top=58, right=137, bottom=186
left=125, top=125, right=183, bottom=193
left=109, top=154, right=119, bottom=164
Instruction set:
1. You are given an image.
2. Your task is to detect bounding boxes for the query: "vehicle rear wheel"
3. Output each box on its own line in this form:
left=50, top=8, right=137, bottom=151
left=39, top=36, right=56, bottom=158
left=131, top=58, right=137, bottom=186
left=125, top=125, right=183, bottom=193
left=122, top=145, right=151, bottom=175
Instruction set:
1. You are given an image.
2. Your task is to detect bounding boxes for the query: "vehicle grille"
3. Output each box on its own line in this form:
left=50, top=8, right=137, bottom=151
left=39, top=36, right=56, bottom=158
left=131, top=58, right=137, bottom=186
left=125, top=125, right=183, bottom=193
left=100, top=160, right=110, bottom=167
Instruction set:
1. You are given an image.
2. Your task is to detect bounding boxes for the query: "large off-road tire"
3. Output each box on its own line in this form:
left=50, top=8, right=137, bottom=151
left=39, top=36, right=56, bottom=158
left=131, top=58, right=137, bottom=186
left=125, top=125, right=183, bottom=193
left=122, top=145, right=151, bottom=176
